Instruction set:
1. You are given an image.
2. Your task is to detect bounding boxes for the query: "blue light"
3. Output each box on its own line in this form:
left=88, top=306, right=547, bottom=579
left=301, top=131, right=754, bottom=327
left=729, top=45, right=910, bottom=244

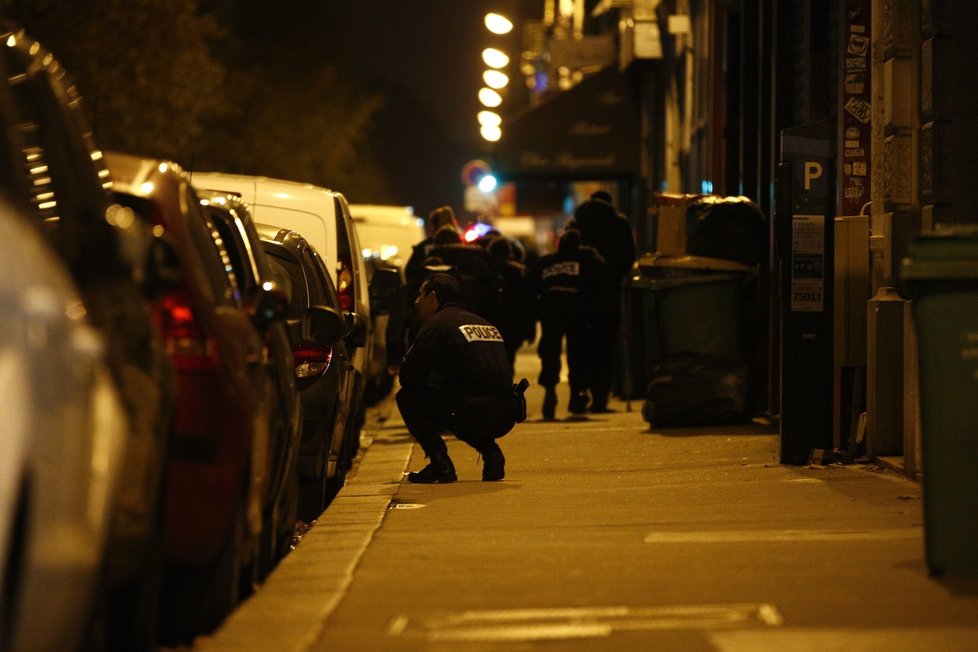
left=477, top=174, right=498, bottom=193
left=701, top=180, right=714, bottom=194
left=464, top=222, right=494, bottom=242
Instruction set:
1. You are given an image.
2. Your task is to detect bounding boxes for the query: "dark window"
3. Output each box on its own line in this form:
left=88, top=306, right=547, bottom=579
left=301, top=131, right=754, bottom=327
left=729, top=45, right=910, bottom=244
left=306, top=245, right=340, bottom=310
left=209, top=207, right=258, bottom=294
left=265, top=251, right=308, bottom=321
left=182, top=186, right=238, bottom=305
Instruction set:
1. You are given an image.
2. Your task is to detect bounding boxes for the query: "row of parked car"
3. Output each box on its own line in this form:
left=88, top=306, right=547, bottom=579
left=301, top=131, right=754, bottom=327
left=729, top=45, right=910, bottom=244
left=0, top=21, right=419, bottom=651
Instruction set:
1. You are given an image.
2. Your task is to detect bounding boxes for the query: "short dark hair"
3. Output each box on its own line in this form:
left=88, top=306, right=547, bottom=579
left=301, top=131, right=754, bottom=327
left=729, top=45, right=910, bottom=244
left=421, top=272, right=464, bottom=305
left=558, top=227, right=581, bottom=252
left=591, top=190, right=613, bottom=204
left=432, top=224, right=462, bottom=245
left=427, top=205, right=457, bottom=229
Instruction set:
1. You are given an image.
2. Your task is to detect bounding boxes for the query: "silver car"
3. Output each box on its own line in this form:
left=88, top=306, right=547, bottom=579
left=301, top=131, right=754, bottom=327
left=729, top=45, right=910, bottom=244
left=0, top=204, right=129, bottom=652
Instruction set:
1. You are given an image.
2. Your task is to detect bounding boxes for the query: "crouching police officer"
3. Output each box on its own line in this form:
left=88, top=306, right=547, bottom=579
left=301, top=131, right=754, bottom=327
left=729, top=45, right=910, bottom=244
left=395, top=272, right=522, bottom=483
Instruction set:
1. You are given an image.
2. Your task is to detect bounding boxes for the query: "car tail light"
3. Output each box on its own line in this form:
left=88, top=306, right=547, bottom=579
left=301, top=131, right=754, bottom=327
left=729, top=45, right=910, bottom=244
left=337, top=255, right=354, bottom=312
left=159, top=294, right=221, bottom=370
left=294, top=343, right=332, bottom=379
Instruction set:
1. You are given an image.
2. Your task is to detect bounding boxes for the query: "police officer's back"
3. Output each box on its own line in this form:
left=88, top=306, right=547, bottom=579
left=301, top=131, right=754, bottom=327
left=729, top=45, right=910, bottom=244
left=530, top=228, right=604, bottom=417
left=533, top=228, right=604, bottom=316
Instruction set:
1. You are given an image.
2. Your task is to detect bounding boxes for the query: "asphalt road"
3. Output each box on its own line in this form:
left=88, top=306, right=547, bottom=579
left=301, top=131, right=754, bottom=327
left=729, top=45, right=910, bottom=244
left=197, top=349, right=978, bottom=651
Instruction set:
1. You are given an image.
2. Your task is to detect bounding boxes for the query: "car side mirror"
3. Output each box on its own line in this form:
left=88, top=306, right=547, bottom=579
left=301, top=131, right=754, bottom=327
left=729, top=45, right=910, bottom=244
left=302, top=305, right=344, bottom=346
left=369, top=266, right=402, bottom=315
left=247, top=282, right=289, bottom=328
left=344, top=311, right=368, bottom=348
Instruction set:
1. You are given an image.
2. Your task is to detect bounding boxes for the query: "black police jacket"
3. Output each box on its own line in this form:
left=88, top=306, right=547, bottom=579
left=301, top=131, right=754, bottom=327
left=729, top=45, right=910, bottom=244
left=531, top=245, right=604, bottom=317
left=399, top=303, right=512, bottom=398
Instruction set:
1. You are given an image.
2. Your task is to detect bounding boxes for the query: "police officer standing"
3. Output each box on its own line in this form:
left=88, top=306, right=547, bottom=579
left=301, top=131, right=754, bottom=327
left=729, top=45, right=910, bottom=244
left=573, top=192, right=637, bottom=413
left=396, top=273, right=522, bottom=483
left=530, top=228, right=604, bottom=419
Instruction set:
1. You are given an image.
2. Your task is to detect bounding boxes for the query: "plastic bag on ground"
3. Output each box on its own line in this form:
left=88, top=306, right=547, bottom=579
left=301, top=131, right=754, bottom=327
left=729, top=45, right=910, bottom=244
left=642, top=352, right=753, bottom=427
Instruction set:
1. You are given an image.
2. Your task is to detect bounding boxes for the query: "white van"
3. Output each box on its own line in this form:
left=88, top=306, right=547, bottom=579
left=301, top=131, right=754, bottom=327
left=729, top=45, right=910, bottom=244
left=349, top=204, right=425, bottom=274
left=348, top=204, right=426, bottom=402
left=190, top=172, right=373, bottom=428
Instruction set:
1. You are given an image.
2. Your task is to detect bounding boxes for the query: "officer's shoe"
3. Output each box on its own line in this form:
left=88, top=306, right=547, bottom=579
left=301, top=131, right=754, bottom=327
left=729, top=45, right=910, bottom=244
left=542, top=386, right=557, bottom=421
left=481, top=443, right=505, bottom=481
left=568, top=392, right=590, bottom=415
left=407, top=454, right=457, bottom=484
left=589, top=394, right=611, bottom=413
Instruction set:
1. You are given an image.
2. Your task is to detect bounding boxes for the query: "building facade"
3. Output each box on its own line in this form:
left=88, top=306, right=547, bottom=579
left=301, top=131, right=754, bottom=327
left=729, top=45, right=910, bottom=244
left=495, top=0, right=978, bottom=474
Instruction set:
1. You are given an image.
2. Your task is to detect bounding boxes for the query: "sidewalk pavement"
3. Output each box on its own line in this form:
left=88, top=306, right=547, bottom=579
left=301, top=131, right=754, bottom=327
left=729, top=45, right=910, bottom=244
left=197, top=351, right=978, bottom=651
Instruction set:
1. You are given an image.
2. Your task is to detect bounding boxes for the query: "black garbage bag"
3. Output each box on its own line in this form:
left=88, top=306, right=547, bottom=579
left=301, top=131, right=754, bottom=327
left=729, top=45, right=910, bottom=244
left=686, top=197, right=767, bottom=266
left=642, top=352, right=753, bottom=427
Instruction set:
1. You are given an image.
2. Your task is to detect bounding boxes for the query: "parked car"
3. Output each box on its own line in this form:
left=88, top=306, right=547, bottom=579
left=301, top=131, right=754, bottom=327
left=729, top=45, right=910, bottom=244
left=349, top=204, right=424, bottom=402
left=257, top=225, right=358, bottom=519
left=190, top=173, right=372, bottom=449
left=198, top=191, right=345, bottom=521
left=0, top=202, right=130, bottom=652
left=106, top=152, right=302, bottom=642
left=0, top=21, right=176, bottom=651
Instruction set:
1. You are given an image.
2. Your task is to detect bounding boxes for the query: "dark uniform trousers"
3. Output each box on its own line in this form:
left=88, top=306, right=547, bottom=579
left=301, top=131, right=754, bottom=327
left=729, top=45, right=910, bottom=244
left=537, top=312, right=590, bottom=396
left=396, top=384, right=515, bottom=458
left=587, top=311, right=621, bottom=408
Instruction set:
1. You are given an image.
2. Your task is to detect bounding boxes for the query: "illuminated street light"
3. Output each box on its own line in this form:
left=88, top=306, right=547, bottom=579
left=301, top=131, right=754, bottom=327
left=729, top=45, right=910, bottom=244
left=485, top=12, right=513, bottom=34
left=478, top=87, right=503, bottom=107
left=478, top=174, right=498, bottom=193
left=480, top=123, right=502, bottom=142
left=478, top=110, right=502, bottom=127
left=482, top=47, right=510, bottom=69
left=483, top=69, right=509, bottom=89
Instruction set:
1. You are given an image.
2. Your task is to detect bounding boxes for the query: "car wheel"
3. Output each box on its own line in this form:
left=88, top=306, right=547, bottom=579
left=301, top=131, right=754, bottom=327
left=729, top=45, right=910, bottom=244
left=341, top=404, right=365, bottom=471
left=276, top=469, right=299, bottom=559
left=107, top=529, right=163, bottom=652
left=297, top=475, right=326, bottom=523
left=199, top=503, right=247, bottom=632
left=297, top=420, right=331, bottom=522
left=1, top=477, right=29, bottom=651
left=159, top=502, right=247, bottom=645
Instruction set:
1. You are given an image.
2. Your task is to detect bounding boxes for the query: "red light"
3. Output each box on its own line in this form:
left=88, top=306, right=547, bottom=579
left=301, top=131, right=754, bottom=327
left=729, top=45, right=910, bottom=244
left=159, top=294, right=220, bottom=370
left=168, top=304, right=194, bottom=328
left=294, top=343, right=332, bottom=378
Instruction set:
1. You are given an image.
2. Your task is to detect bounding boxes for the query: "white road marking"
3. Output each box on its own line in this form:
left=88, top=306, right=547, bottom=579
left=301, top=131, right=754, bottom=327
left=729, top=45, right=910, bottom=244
left=388, top=603, right=783, bottom=641
left=644, top=527, right=921, bottom=544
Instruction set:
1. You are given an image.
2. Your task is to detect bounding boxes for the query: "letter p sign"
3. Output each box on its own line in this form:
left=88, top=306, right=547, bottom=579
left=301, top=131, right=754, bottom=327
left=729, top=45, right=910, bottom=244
left=804, top=161, right=823, bottom=190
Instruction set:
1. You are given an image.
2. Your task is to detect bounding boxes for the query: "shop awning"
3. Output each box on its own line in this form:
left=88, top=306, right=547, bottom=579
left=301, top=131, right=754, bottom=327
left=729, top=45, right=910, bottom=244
left=493, top=66, right=640, bottom=180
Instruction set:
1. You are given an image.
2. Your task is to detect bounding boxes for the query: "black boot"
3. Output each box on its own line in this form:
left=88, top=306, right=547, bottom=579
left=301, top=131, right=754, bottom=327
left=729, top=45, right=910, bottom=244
left=589, top=393, right=611, bottom=413
left=481, top=442, right=505, bottom=481
left=407, top=453, right=457, bottom=484
left=568, top=391, right=590, bottom=415
left=542, top=386, right=557, bottom=421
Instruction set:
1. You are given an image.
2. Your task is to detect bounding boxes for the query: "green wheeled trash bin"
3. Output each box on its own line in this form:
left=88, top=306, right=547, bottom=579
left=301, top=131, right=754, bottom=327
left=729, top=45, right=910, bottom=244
left=901, top=227, right=978, bottom=577
left=632, top=253, right=756, bottom=361
left=626, top=254, right=758, bottom=425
